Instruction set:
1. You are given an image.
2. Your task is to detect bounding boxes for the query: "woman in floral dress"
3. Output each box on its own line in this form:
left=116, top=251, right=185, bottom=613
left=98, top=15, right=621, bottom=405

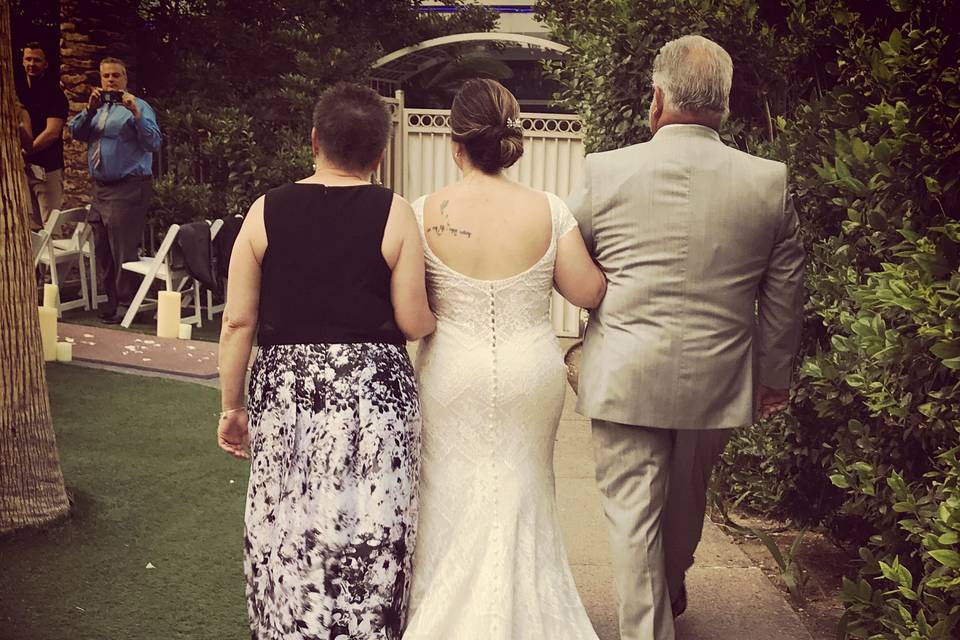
left=216, top=83, right=436, bottom=640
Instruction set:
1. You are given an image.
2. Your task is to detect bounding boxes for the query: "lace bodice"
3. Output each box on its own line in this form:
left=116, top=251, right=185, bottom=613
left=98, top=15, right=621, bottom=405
left=412, top=192, right=577, bottom=345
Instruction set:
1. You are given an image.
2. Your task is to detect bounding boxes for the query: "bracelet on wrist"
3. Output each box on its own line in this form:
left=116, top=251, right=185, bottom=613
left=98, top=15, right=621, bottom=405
left=217, top=406, right=247, bottom=419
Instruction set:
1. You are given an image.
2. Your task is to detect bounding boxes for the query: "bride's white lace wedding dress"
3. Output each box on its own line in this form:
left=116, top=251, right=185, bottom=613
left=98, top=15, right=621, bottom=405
left=402, top=193, right=599, bottom=640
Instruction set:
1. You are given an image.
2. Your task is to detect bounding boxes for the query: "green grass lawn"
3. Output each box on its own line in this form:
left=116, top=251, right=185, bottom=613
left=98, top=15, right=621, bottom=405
left=0, top=365, right=250, bottom=639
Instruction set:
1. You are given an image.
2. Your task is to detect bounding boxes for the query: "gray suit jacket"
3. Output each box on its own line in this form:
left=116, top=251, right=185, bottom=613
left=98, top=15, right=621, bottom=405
left=570, top=124, right=805, bottom=430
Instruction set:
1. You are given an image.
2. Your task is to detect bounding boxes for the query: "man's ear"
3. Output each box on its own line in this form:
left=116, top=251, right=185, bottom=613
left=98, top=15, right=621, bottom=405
left=310, top=127, right=319, bottom=157
left=649, top=86, right=665, bottom=133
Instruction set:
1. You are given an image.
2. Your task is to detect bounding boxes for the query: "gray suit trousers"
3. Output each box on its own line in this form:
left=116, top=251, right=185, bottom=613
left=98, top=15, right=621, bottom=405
left=592, top=420, right=731, bottom=640
left=89, top=176, right=152, bottom=314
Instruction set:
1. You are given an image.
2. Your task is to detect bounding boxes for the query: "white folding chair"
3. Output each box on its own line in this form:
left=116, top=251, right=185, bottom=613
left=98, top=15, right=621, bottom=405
left=37, top=206, right=95, bottom=316
left=120, top=224, right=203, bottom=329
left=75, top=214, right=103, bottom=309
left=32, top=229, right=50, bottom=267
left=56, top=207, right=102, bottom=308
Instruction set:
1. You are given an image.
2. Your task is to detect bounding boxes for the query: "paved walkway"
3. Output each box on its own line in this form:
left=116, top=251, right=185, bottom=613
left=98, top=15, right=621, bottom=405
left=59, top=322, right=219, bottom=379
left=57, top=326, right=814, bottom=639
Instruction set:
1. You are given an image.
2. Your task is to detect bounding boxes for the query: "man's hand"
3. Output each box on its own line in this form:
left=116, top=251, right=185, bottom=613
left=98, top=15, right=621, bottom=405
left=121, top=91, right=141, bottom=119
left=17, top=106, right=33, bottom=152
left=87, top=87, right=103, bottom=111
left=755, top=384, right=790, bottom=421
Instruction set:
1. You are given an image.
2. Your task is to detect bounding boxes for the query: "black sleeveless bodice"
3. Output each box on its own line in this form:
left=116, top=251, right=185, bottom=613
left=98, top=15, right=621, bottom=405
left=257, top=183, right=404, bottom=346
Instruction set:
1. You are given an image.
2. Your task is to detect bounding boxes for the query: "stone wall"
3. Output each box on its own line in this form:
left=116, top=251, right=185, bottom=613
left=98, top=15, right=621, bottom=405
left=59, top=0, right=140, bottom=207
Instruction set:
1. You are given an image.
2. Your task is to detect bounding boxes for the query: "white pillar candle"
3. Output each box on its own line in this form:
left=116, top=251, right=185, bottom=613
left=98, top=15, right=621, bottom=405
left=156, top=291, right=181, bottom=338
left=38, top=306, right=58, bottom=362
left=43, top=283, right=59, bottom=309
left=178, top=323, right=192, bottom=340
left=56, top=342, right=73, bottom=362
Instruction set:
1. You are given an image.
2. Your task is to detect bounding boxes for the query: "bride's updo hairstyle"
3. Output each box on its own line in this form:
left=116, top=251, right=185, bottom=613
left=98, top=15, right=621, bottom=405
left=450, top=78, right=524, bottom=174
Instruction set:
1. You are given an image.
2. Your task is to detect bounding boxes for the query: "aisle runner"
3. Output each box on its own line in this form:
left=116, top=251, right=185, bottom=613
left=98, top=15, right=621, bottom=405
left=58, top=323, right=219, bottom=379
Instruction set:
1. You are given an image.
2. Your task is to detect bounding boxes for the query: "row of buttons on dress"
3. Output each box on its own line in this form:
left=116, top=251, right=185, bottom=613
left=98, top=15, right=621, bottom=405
left=489, top=281, right=502, bottom=633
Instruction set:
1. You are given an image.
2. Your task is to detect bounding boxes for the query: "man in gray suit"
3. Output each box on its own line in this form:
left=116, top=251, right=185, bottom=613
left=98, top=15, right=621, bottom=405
left=569, top=35, right=805, bottom=639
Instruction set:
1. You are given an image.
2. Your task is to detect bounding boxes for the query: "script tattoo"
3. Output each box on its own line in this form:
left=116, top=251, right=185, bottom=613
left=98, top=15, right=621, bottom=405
left=425, top=200, right=473, bottom=238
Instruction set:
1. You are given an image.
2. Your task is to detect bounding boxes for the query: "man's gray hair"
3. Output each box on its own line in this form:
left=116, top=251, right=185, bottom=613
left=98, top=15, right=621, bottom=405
left=651, top=35, right=733, bottom=119
left=100, top=57, right=127, bottom=71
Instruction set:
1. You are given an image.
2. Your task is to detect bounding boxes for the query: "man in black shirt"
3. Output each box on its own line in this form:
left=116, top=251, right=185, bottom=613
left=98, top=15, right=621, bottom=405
left=17, top=42, right=69, bottom=230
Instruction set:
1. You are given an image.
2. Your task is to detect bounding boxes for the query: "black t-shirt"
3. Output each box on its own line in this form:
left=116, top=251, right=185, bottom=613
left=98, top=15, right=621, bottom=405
left=16, top=76, right=69, bottom=171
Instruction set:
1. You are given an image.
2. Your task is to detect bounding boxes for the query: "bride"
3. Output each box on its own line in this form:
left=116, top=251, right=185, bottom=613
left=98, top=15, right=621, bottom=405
left=402, top=78, right=606, bottom=639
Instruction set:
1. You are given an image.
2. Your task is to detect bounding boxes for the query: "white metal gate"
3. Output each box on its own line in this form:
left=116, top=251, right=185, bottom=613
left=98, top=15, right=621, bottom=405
left=380, top=91, right=584, bottom=337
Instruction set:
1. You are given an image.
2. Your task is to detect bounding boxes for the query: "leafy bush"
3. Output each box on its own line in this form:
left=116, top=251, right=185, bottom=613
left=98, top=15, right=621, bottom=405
left=151, top=175, right=214, bottom=228
left=537, top=0, right=959, bottom=636
left=136, top=0, right=496, bottom=222
left=536, top=0, right=801, bottom=152
left=777, top=3, right=959, bottom=634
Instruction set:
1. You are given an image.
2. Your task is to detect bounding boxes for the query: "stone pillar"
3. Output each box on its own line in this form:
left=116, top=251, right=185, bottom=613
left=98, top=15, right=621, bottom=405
left=59, top=0, right=140, bottom=206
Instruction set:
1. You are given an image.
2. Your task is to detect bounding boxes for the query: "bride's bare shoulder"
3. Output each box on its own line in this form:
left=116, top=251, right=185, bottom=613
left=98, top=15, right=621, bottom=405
left=509, top=183, right=552, bottom=213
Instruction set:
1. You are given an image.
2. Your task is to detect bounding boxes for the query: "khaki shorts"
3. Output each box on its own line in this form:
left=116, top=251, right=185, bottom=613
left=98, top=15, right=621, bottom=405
left=27, top=167, right=65, bottom=229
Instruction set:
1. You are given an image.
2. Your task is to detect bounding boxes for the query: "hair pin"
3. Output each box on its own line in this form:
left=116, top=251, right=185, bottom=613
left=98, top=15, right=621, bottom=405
left=506, top=117, right=523, bottom=131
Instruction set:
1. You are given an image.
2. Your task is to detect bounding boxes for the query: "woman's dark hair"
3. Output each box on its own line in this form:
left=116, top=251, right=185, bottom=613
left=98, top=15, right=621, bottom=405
left=312, top=83, right=392, bottom=173
left=450, top=78, right=523, bottom=174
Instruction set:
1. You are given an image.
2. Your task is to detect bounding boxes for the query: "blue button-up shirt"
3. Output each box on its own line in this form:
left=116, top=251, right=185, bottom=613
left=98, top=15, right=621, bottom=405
left=68, top=97, right=162, bottom=182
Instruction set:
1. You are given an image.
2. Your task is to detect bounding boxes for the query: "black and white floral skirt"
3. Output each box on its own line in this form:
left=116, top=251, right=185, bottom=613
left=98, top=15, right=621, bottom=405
left=245, top=342, right=421, bottom=640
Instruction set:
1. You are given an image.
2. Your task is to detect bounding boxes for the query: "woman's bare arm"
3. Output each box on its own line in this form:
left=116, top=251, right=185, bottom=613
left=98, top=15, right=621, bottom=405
left=382, top=195, right=436, bottom=340
left=218, top=196, right=265, bottom=412
left=555, top=227, right=606, bottom=309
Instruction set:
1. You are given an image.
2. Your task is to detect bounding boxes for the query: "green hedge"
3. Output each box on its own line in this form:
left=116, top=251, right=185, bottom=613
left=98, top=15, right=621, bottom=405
left=536, top=0, right=959, bottom=636
left=138, top=0, right=497, bottom=225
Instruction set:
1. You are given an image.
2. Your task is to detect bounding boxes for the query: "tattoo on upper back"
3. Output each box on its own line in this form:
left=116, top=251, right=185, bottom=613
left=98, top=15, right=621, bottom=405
left=425, top=199, right=473, bottom=238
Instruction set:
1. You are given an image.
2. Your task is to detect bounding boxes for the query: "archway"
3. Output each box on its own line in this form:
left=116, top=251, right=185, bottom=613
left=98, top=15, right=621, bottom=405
left=371, top=32, right=569, bottom=99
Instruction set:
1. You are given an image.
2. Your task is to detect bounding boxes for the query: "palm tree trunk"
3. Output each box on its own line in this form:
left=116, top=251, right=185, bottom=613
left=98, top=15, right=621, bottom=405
left=0, top=0, right=70, bottom=534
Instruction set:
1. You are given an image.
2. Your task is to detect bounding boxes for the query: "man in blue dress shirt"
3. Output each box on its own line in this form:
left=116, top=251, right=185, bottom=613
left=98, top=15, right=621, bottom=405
left=68, top=57, right=162, bottom=324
